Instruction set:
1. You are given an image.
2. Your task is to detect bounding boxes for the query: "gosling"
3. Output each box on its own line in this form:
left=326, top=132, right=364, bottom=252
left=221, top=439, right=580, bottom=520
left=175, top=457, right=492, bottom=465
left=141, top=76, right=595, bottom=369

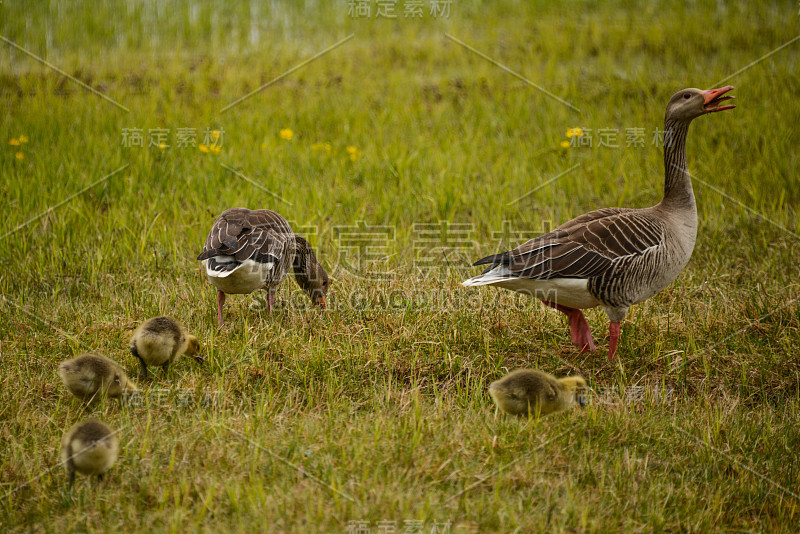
left=129, top=316, right=202, bottom=378
left=61, top=419, right=119, bottom=488
left=488, top=369, right=587, bottom=417
left=58, top=354, right=138, bottom=401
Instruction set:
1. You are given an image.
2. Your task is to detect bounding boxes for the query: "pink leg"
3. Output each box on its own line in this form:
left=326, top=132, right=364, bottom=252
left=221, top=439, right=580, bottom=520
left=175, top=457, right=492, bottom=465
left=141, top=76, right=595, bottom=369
left=542, top=301, right=596, bottom=352
left=266, top=293, right=275, bottom=313
left=607, top=322, right=621, bottom=360
left=216, top=290, right=226, bottom=327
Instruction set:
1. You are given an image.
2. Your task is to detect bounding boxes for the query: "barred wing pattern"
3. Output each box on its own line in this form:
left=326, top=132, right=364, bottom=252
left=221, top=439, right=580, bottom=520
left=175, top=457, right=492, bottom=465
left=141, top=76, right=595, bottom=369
left=197, top=208, right=296, bottom=287
left=474, top=207, right=668, bottom=306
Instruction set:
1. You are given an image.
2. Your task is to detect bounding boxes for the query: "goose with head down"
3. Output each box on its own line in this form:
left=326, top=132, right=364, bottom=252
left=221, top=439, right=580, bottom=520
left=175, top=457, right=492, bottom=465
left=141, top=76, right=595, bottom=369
left=463, top=86, right=735, bottom=359
left=197, top=208, right=329, bottom=326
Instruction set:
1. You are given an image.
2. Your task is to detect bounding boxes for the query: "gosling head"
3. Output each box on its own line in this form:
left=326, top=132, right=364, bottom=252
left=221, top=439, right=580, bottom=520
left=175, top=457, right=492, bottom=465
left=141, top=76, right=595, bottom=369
left=183, top=334, right=203, bottom=362
left=556, top=376, right=588, bottom=408
left=293, top=235, right=330, bottom=308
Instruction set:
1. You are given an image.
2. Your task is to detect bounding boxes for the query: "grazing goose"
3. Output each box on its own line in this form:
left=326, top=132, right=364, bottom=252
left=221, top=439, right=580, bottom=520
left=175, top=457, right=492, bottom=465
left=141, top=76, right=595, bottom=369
left=489, top=369, right=587, bottom=416
left=61, top=419, right=119, bottom=488
left=58, top=354, right=138, bottom=401
left=463, top=86, right=735, bottom=359
left=129, top=316, right=202, bottom=379
left=197, top=208, right=329, bottom=326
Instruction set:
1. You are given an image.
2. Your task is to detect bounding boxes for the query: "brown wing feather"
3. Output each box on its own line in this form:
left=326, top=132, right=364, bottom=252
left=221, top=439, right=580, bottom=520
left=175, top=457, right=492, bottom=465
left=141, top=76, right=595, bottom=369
left=197, top=208, right=294, bottom=262
left=478, top=208, right=666, bottom=280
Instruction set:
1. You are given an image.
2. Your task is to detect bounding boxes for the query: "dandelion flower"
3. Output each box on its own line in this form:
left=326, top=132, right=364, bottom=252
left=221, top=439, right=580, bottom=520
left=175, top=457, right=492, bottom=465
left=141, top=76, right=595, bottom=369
left=158, top=143, right=167, bottom=150
left=19, top=135, right=28, bottom=143
left=346, top=145, right=361, bottom=161
left=9, top=138, right=20, bottom=146
left=209, top=144, right=222, bottom=154
left=211, top=130, right=221, bottom=140
left=15, top=152, right=24, bottom=160
left=566, top=128, right=584, bottom=138
left=279, top=128, right=293, bottom=141
left=560, top=140, right=570, bottom=149
left=199, top=144, right=210, bottom=153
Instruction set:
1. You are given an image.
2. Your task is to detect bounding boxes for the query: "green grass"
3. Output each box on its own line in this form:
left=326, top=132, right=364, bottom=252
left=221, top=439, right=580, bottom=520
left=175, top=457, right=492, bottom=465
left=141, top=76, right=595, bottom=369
left=1, top=0, right=800, bottom=531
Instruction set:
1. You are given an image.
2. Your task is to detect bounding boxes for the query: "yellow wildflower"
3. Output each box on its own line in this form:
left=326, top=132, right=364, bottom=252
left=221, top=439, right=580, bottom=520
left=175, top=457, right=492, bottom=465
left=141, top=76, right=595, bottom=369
left=9, top=139, right=20, bottom=146
left=209, top=144, right=222, bottom=154
left=566, top=127, right=584, bottom=138
left=346, top=145, right=361, bottom=161
left=158, top=143, right=167, bottom=150
left=199, top=144, right=210, bottom=153
left=560, top=140, right=570, bottom=148
left=15, top=152, right=24, bottom=160
left=312, top=142, right=332, bottom=153
left=279, top=128, right=293, bottom=141
left=19, top=135, right=28, bottom=143
left=211, top=130, right=221, bottom=140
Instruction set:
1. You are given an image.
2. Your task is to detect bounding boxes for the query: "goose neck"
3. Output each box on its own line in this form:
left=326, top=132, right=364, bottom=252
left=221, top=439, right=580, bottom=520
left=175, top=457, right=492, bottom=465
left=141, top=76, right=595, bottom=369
left=661, top=118, right=694, bottom=209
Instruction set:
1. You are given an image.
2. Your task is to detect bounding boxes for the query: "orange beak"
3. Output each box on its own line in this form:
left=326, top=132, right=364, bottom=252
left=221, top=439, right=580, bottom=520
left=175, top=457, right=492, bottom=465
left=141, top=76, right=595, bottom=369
left=315, top=296, right=326, bottom=308
left=701, top=85, right=735, bottom=113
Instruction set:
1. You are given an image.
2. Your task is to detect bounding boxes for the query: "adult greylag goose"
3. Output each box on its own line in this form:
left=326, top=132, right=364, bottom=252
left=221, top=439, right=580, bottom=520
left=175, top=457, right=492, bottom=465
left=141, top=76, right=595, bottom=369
left=197, top=208, right=329, bottom=326
left=463, top=86, right=735, bottom=359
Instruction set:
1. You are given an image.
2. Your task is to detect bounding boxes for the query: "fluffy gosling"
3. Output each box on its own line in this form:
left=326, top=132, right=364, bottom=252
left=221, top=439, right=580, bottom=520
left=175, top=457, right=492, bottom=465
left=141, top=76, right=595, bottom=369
left=58, top=354, right=138, bottom=401
left=129, top=316, right=202, bottom=379
left=61, top=419, right=119, bottom=488
left=489, top=369, right=587, bottom=417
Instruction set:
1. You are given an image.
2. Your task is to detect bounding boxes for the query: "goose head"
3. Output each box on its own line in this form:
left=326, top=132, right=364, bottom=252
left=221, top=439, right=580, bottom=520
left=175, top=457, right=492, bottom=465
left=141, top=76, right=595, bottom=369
left=666, top=86, right=735, bottom=122
left=296, top=262, right=329, bottom=308
left=293, top=236, right=330, bottom=308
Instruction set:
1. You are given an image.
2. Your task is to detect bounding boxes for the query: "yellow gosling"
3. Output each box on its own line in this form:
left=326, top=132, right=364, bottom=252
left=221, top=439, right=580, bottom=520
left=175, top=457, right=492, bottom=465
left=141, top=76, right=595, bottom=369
left=489, top=369, right=587, bottom=417
left=129, top=316, right=202, bottom=379
left=61, top=419, right=119, bottom=488
left=58, top=354, right=138, bottom=402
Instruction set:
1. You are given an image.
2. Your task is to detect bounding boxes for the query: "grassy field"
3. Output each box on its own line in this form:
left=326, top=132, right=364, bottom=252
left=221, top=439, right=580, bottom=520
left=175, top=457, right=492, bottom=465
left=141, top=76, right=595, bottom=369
left=1, top=0, right=800, bottom=531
